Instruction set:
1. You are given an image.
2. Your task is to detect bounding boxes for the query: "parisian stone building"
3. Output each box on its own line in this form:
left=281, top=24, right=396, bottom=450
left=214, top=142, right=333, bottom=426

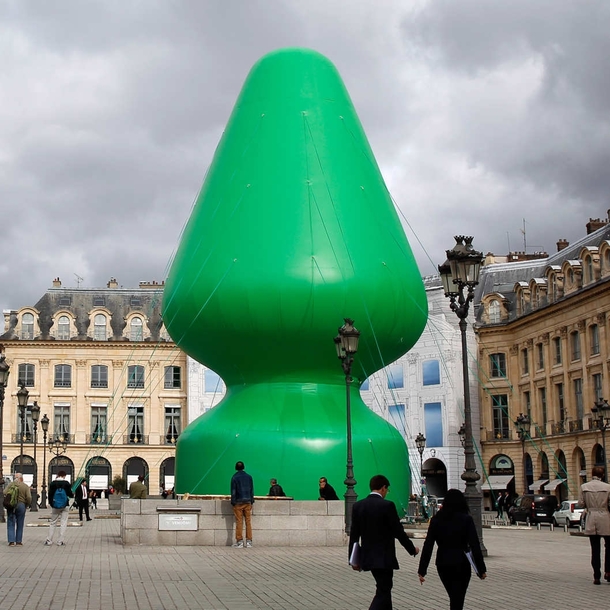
left=474, top=213, right=610, bottom=510
left=0, top=278, right=185, bottom=497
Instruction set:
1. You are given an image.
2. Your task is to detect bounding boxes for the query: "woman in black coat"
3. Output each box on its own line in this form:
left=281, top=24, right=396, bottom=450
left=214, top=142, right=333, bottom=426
left=417, top=489, right=487, bottom=610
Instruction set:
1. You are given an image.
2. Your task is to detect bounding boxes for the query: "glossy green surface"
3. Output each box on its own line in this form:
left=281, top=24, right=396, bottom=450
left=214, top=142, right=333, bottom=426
left=163, top=48, right=427, bottom=510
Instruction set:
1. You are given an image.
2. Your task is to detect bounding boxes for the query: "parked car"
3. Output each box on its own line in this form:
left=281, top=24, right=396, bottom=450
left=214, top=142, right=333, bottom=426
left=509, top=494, right=559, bottom=525
left=552, top=500, right=585, bottom=527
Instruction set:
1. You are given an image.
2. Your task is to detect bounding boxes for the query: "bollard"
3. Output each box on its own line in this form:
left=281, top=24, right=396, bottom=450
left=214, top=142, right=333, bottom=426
left=537, top=523, right=540, bottom=530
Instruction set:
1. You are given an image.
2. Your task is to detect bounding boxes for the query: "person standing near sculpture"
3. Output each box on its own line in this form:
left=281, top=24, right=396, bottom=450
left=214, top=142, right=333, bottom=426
left=231, top=461, right=254, bottom=548
left=75, top=479, right=92, bottom=521
left=580, top=466, right=610, bottom=585
left=45, top=470, right=74, bottom=547
left=129, top=475, right=147, bottom=499
left=5, top=473, right=31, bottom=547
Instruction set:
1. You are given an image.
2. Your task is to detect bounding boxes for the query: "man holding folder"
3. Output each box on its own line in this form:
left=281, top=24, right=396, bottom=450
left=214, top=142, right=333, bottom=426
left=348, top=474, right=420, bottom=609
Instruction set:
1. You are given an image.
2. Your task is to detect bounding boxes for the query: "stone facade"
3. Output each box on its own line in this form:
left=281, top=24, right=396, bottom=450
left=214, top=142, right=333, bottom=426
left=0, top=279, right=185, bottom=495
left=475, top=213, right=610, bottom=509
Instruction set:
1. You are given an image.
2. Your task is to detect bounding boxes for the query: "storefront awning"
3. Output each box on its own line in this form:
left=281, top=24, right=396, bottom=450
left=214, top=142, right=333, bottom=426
left=544, top=479, right=565, bottom=491
left=528, top=479, right=549, bottom=491
left=481, top=475, right=514, bottom=490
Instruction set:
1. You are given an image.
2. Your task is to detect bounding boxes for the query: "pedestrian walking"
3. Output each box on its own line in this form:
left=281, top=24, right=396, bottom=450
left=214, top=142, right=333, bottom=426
left=75, top=479, right=92, bottom=521
left=89, top=490, right=97, bottom=509
left=580, top=465, right=610, bottom=585
left=348, top=474, right=420, bottom=609
left=45, top=470, right=74, bottom=547
left=5, top=473, right=31, bottom=547
left=318, top=476, right=340, bottom=500
left=418, top=488, right=487, bottom=610
left=231, top=461, right=254, bottom=548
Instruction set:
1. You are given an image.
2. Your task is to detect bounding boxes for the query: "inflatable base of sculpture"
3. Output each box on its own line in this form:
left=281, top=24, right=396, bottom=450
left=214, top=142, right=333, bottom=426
left=175, top=381, right=411, bottom=511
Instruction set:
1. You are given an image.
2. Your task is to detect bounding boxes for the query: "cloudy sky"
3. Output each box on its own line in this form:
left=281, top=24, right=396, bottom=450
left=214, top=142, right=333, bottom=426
left=1, top=0, right=608, bottom=313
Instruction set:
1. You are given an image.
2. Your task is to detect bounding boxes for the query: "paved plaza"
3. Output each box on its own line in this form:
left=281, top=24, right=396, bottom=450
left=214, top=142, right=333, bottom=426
left=0, top=508, right=608, bottom=609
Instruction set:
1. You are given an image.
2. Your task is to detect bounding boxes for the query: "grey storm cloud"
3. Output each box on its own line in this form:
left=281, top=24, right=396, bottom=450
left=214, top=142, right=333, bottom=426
left=0, top=0, right=608, bottom=313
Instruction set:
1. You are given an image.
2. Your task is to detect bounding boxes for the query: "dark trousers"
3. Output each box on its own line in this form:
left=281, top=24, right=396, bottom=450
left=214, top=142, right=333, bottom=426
left=369, top=569, right=393, bottom=610
left=78, top=499, right=90, bottom=521
left=589, top=535, right=610, bottom=579
left=438, top=562, right=472, bottom=610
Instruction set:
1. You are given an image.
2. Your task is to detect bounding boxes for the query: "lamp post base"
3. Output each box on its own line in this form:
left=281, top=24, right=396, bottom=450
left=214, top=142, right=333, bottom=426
left=30, top=490, right=38, bottom=512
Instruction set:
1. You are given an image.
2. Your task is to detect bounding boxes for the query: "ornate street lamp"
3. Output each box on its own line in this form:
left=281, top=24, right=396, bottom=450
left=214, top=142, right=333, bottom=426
left=16, top=383, right=29, bottom=472
left=415, top=432, right=426, bottom=481
left=514, top=413, right=531, bottom=494
left=439, top=235, right=486, bottom=554
left=334, top=317, right=361, bottom=535
left=49, top=437, right=68, bottom=458
left=0, top=355, right=10, bottom=523
left=40, top=414, right=49, bottom=509
left=29, top=401, right=40, bottom=511
left=458, top=423, right=466, bottom=447
left=591, top=399, right=610, bottom=482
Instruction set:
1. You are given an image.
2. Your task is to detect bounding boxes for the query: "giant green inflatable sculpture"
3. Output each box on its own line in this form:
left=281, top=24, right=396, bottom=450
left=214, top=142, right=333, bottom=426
left=162, top=48, right=427, bottom=512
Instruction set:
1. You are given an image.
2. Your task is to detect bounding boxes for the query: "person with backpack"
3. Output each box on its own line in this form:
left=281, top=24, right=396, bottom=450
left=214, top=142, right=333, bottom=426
left=5, top=472, right=31, bottom=547
left=45, top=470, right=74, bottom=547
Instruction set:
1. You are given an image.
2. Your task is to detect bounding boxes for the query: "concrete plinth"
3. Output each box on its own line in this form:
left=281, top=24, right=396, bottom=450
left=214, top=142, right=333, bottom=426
left=120, top=497, right=346, bottom=546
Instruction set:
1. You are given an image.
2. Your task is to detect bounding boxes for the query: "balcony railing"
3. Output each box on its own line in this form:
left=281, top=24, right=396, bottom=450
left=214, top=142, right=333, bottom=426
left=123, top=435, right=149, bottom=445
left=551, top=421, right=566, bottom=435
left=569, top=419, right=583, bottom=432
left=86, top=434, right=113, bottom=445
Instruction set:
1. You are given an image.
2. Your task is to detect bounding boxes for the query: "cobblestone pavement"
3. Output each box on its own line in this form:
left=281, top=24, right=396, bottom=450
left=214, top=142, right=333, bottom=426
left=0, top=509, right=607, bottom=609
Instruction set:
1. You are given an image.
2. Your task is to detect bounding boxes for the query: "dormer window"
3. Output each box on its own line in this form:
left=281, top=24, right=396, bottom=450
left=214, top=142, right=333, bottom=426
left=489, top=300, right=500, bottom=324
left=21, top=313, right=34, bottom=340
left=130, top=317, right=143, bottom=341
left=94, top=314, right=107, bottom=341
left=58, top=315, right=70, bottom=340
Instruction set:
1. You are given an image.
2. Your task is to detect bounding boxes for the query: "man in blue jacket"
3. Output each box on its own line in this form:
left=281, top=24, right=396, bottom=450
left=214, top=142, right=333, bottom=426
left=231, top=461, right=254, bottom=548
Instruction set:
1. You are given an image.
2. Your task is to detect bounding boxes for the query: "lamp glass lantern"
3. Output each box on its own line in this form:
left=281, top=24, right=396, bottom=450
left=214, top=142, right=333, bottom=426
left=17, top=384, right=29, bottom=408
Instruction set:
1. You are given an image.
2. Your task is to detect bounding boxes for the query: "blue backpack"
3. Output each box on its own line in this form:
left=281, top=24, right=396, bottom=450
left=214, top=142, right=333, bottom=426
left=53, top=486, right=68, bottom=509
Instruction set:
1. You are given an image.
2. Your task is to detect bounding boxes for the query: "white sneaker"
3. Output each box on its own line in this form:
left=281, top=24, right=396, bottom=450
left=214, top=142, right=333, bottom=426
left=232, top=540, right=244, bottom=548
left=246, top=540, right=253, bottom=548
left=44, top=540, right=53, bottom=546
left=56, top=541, right=65, bottom=546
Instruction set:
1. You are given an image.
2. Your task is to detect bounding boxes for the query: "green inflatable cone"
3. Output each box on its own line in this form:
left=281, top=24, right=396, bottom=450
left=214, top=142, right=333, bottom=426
left=163, top=48, right=428, bottom=511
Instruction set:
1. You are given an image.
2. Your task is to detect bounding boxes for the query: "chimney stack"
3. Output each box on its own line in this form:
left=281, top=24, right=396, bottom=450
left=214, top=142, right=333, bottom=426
left=107, top=277, right=118, bottom=288
left=52, top=277, right=62, bottom=287
left=556, top=239, right=569, bottom=252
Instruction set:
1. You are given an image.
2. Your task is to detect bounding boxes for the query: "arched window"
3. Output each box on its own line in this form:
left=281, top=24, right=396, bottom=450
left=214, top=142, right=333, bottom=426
left=488, top=300, right=501, bottom=324
left=58, top=315, right=70, bottom=340
left=94, top=314, right=107, bottom=341
left=21, top=313, right=34, bottom=340
left=130, top=317, right=143, bottom=342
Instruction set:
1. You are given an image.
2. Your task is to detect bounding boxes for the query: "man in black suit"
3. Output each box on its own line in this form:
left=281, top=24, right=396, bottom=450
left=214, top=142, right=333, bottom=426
left=349, top=474, right=420, bottom=609
left=75, top=479, right=92, bottom=522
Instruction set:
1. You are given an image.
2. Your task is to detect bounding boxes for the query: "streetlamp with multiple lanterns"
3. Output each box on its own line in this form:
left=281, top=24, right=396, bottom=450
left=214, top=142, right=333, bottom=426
left=334, top=317, right=361, bottom=535
left=514, top=413, right=531, bottom=494
left=16, top=383, right=29, bottom=473
left=591, top=398, right=610, bottom=482
left=0, top=355, right=10, bottom=523
left=40, top=413, right=50, bottom=509
left=438, top=235, right=486, bottom=554
left=29, top=401, right=40, bottom=511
